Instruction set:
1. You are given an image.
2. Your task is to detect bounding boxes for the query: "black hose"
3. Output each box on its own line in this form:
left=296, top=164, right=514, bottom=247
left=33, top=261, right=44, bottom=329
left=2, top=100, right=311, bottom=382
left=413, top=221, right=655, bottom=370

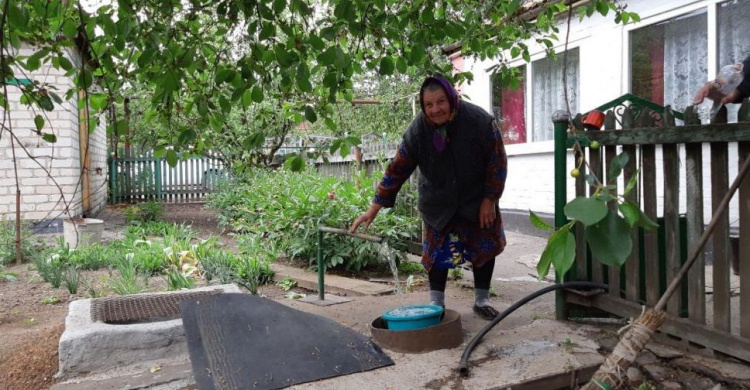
left=458, top=281, right=608, bottom=377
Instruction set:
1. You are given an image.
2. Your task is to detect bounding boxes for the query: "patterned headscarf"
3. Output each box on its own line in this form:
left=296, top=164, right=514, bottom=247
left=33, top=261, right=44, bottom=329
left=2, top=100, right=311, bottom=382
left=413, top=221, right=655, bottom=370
left=419, top=75, right=460, bottom=153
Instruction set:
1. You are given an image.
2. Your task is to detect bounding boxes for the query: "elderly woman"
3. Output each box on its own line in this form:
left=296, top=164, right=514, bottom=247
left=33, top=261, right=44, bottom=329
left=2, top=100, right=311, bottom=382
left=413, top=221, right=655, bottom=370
left=350, top=75, right=508, bottom=320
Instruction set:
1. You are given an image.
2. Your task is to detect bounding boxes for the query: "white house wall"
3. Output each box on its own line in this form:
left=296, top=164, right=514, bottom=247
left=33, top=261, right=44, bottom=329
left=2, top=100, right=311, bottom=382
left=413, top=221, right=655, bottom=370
left=461, top=0, right=741, bottom=228
left=0, top=45, right=108, bottom=224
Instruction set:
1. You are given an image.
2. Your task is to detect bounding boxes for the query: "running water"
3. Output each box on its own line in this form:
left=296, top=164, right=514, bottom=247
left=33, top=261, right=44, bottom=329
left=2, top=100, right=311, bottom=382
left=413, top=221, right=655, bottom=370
left=381, top=242, right=402, bottom=299
left=385, top=306, right=435, bottom=317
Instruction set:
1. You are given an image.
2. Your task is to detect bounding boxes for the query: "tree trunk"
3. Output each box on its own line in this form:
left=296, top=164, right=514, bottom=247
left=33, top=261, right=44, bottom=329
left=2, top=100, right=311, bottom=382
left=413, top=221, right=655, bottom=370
left=15, top=190, right=21, bottom=265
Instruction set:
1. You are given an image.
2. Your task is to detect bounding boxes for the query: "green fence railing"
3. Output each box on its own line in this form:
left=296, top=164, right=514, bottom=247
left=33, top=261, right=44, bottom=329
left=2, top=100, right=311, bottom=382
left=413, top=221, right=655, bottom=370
left=108, top=154, right=226, bottom=204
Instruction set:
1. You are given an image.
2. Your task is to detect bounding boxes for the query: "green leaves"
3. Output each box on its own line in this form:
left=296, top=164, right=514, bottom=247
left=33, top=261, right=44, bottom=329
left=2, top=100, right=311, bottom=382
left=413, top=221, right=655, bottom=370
left=251, top=86, right=264, bottom=103
left=284, top=155, right=306, bottom=171
left=303, top=105, right=317, bottom=123
left=34, top=115, right=45, bottom=132
left=529, top=210, right=553, bottom=231
left=90, top=93, right=109, bottom=112
left=607, top=152, right=629, bottom=180
left=564, top=197, right=607, bottom=226
left=537, top=223, right=576, bottom=280
left=586, top=210, right=632, bottom=267
left=42, top=133, right=57, bottom=143
left=378, top=56, right=394, bottom=76
left=166, top=150, right=178, bottom=167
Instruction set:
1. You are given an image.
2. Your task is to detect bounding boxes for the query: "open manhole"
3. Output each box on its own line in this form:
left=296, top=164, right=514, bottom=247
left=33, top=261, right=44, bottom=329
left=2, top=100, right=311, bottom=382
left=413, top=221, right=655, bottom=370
left=91, top=289, right=223, bottom=324
left=370, top=309, right=463, bottom=353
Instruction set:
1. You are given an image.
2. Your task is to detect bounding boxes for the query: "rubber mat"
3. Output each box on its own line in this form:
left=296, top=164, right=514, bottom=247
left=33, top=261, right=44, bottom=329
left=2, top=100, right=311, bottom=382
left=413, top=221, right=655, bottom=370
left=180, top=293, right=393, bottom=390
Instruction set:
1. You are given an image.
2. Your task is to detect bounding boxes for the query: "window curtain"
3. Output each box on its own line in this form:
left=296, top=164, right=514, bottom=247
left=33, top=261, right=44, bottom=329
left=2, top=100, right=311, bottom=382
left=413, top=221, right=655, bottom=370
left=663, top=11, right=708, bottom=116
left=491, top=67, right=527, bottom=144
left=718, top=0, right=750, bottom=122
left=500, top=83, right=527, bottom=144
left=532, top=49, right=579, bottom=142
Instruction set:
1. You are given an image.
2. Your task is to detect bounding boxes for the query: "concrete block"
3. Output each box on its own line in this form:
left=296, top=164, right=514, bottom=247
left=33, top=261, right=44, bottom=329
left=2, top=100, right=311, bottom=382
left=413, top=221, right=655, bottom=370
left=57, top=284, right=243, bottom=378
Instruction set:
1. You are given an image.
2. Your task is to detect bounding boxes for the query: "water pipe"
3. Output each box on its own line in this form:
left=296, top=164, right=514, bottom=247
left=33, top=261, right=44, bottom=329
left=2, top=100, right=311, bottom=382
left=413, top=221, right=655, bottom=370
left=316, top=226, right=383, bottom=300
left=458, top=281, right=609, bottom=377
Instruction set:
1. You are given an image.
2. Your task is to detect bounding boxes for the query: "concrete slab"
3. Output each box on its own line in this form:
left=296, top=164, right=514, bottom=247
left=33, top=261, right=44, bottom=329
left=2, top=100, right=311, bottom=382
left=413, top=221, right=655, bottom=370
left=271, top=263, right=394, bottom=296
left=57, top=284, right=241, bottom=379
left=299, top=293, right=353, bottom=306
left=292, top=319, right=604, bottom=389
left=52, top=359, right=193, bottom=390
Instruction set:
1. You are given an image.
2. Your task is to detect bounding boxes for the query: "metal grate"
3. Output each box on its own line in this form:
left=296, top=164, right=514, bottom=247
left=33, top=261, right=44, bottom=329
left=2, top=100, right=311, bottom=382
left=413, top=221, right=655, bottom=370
left=91, top=289, right=223, bottom=324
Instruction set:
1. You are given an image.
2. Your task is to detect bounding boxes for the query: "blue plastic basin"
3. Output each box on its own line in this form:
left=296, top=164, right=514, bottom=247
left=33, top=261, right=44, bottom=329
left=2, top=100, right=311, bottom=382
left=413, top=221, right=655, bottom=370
left=382, top=305, right=444, bottom=331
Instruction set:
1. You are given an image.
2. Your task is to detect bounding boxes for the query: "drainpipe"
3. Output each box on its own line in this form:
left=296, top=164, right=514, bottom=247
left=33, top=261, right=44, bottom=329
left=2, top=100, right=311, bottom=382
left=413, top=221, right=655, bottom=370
left=78, top=89, right=91, bottom=216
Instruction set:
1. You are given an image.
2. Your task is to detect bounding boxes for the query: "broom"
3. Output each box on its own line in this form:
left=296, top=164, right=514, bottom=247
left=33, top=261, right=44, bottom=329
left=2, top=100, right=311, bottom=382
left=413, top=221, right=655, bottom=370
left=582, top=154, right=750, bottom=390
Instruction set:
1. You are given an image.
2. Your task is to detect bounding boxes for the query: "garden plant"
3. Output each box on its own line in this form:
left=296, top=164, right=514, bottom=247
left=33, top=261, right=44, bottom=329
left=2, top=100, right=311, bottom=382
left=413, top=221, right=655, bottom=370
left=207, top=166, right=421, bottom=272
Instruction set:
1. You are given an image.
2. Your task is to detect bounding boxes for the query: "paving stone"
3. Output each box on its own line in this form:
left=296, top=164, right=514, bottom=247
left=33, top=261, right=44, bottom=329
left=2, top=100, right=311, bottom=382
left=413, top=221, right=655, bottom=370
left=645, top=342, right=684, bottom=359
left=627, top=366, right=644, bottom=385
left=636, top=351, right=659, bottom=365
left=662, top=381, right=682, bottom=390
left=643, top=364, right=668, bottom=382
left=673, top=356, right=750, bottom=384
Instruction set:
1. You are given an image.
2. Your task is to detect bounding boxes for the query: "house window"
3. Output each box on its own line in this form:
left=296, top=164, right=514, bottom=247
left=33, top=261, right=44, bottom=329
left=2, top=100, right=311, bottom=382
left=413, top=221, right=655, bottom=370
left=630, top=9, right=708, bottom=113
left=531, top=48, right=579, bottom=142
left=491, top=66, right=527, bottom=144
left=718, top=0, right=750, bottom=83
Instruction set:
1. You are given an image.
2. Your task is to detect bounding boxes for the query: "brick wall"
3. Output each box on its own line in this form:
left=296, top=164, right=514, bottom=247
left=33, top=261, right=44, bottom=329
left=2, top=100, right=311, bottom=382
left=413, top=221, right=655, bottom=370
left=0, top=45, right=107, bottom=224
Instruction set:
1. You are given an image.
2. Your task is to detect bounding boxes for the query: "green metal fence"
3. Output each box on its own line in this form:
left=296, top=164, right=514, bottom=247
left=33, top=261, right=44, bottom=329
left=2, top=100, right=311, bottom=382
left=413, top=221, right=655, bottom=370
left=108, top=153, right=226, bottom=204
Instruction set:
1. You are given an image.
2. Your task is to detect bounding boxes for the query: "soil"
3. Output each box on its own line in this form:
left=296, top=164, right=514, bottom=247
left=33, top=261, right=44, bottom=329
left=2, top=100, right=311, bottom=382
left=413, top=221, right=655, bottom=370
left=0, top=203, right=414, bottom=390
left=0, top=203, right=284, bottom=390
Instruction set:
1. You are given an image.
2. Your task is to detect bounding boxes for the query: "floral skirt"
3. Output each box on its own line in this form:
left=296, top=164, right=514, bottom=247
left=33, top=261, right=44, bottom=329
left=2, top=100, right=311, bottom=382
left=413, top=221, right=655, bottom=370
left=421, top=215, right=506, bottom=272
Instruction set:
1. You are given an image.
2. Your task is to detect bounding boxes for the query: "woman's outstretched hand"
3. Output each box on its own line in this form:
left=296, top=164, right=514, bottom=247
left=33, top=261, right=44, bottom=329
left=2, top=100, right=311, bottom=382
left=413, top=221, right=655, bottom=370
left=350, top=203, right=383, bottom=232
left=693, top=81, right=743, bottom=105
left=479, top=198, right=497, bottom=229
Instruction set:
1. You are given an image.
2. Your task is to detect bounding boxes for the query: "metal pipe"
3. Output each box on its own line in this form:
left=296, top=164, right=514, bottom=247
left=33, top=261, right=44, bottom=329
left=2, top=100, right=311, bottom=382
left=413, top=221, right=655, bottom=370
left=318, top=226, right=383, bottom=243
left=553, top=111, right=571, bottom=320
left=317, top=229, right=324, bottom=300
left=316, top=226, right=385, bottom=301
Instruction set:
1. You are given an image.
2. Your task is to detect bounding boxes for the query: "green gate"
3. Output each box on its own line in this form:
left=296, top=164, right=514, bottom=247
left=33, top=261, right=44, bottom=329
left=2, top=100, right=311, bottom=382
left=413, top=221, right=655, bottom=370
left=108, top=153, right=226, bottom=204
left=554, top=94, right=750, bottom=362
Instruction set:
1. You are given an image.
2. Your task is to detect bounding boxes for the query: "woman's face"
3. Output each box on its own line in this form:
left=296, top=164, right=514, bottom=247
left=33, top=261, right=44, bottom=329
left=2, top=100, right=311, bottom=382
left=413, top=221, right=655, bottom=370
left=422, top=88, right=451, bottom=126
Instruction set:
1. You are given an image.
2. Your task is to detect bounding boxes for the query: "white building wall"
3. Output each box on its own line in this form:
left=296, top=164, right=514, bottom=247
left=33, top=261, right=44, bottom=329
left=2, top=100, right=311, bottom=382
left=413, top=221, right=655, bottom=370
left=0, top=44, right=108, bottom=223
left=87, top=112, right=108, bottom=217
left=462, top=0, right=741, bottom=227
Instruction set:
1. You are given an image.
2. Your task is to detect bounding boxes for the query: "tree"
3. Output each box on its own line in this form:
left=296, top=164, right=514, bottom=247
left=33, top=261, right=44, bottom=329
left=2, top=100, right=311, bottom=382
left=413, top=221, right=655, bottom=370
left=3, top=0, right=640, bottom=156
left=0, top=0, right=639, bottom=262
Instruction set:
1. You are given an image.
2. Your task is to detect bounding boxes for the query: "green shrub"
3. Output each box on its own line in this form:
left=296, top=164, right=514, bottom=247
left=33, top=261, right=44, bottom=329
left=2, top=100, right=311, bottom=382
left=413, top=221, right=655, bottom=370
left=398, top=261, right=425, bottom=275
left=125, top=201, right=165, bottom=223
left=0, top=218, right=48, bottom=265
left=67, top=244, right=110, bottom=270
left=235, top=256, right=274, bottom=294
left=276, top=276, right=297, bottom=291
left=197, top=250, right=237, bottom=284
left=63, top=266, right=81, bottom=294
left=166, top=268, right=196, bottom=290
left=128, top=240, right=167, bottom=275
left=127, top=221, right=193, bottom=242
left=206, top=167, right=420, bottom=272
left=110, top=256, right=149, bottom=295
left=0, top=266, right=18, bottom=282
left=33, top=255, right=66, bottom=288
